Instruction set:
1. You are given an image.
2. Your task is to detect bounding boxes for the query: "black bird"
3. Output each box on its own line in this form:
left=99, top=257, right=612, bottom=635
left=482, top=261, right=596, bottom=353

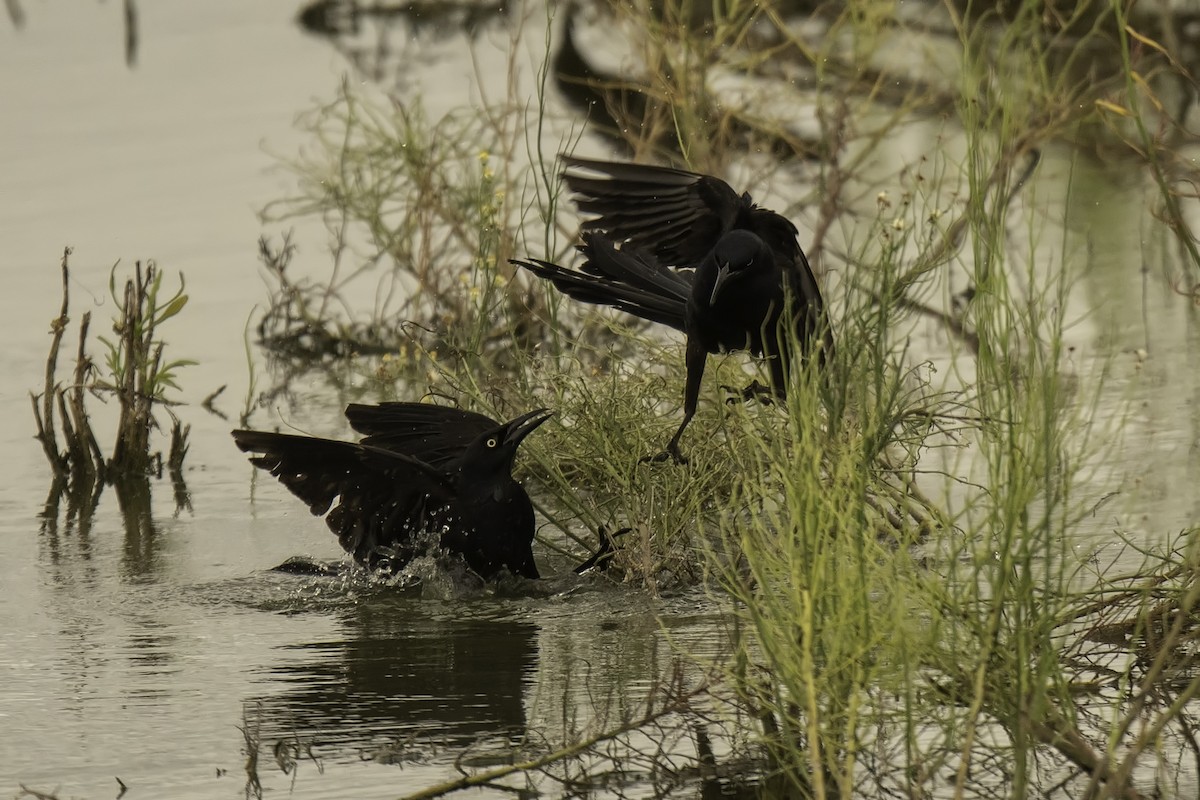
left=232, top=403, right=552, bottom=579
left=512, top=156, right=833, bottom=464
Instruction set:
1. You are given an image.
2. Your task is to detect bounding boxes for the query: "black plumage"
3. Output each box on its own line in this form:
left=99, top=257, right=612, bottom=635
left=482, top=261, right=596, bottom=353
left=512, top=156, right=833, bottom=463
left=232, top=403, right=551, bottom=579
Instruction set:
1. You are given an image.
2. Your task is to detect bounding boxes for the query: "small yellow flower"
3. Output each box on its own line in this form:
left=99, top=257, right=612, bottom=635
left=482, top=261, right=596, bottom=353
left=478, top=150, right=490, bottom=162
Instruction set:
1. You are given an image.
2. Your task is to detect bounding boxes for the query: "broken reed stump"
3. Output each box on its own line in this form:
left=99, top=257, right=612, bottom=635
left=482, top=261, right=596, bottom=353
left=31, top=247, right=192, bottom=494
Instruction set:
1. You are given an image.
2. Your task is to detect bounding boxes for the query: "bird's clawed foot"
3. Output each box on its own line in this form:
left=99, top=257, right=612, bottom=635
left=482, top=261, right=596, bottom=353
left=722, top=380, right=774, bottom=406
left=574, top=525, right=632, bottom=574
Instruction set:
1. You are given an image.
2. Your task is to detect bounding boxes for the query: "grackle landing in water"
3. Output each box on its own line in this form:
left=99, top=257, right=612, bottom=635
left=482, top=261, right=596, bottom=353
left=512, top=156, right=833, bottom=464
left=232, top=403, right=551, bottom=579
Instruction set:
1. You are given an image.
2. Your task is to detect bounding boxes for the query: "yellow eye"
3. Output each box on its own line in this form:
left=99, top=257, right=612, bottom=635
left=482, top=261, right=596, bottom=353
left=486, top=437, right=498, bottom=448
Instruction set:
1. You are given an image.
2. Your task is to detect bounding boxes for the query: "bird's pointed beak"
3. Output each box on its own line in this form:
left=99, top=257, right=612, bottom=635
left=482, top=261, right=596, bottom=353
left=710, top=261, right=732, bottom=306
left=503, top=408, right=554, bottom=447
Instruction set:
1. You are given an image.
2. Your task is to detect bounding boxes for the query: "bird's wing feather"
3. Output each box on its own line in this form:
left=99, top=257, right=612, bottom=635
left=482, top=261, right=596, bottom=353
left=577, top=233, right=692, bottom=299
left=562, top=155, right=744, bottom=266
left=512, top=244, right=690, bottom=333
left=232, top=430, right=454, bottom=566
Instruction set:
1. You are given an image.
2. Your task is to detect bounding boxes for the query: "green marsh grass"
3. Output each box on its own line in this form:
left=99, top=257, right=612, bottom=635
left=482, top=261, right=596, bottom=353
left=33, top=250, right=194, bottom=488
left=688, top=7, right=1200, bottom=796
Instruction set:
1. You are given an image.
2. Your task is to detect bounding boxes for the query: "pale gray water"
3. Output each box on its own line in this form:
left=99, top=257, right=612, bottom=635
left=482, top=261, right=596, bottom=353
left=1, top=2, right=1198, bottom=798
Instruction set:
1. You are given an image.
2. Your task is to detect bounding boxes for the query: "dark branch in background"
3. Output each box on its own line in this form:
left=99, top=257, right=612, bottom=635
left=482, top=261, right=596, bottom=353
left=550, top=4, right=817, bottom=166
left=124, top=0, right=138, bottom=67
left=5, top=0, right=23, bottom=28
left=6, top=0, right=138, bottom=66
left=297, top=0, right=509, bottom=42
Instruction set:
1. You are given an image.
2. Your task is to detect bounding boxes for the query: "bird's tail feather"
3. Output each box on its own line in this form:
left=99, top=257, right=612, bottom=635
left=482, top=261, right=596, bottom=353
left=513, top=255, right=688, bottom=332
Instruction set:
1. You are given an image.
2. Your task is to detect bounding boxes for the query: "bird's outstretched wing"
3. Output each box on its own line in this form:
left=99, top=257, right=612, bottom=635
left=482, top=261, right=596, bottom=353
left=562, top=155, right=810, bottom=274
left=512, top=233, right=692, bottom=332
left=343, top=402, right=499, bottom=470
left=562, top=155, right=747, bottom=266
left=232, top=430, right=454, bottom=568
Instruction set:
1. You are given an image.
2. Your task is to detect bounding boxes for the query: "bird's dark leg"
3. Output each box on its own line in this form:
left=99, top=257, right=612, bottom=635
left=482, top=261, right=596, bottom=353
left=643, top=341, right=707, bottom=465
left=653, top=410, right=695, bottom=465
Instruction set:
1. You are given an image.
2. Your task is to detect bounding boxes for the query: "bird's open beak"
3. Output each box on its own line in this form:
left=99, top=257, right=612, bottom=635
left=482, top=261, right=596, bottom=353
left=503, top=407, right=554, bottom=447
left=710, top=262, right=732, bottom=305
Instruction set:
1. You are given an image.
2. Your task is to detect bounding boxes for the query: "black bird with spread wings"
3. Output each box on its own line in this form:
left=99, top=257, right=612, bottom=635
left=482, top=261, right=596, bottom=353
left=232, top=403, right=551, bottom=579
left=512, top=156, right=833, bottom=464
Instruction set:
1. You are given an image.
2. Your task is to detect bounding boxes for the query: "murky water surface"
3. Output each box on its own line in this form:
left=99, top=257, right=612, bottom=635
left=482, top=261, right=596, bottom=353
left=1, top=2, right=1198, bottom=798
